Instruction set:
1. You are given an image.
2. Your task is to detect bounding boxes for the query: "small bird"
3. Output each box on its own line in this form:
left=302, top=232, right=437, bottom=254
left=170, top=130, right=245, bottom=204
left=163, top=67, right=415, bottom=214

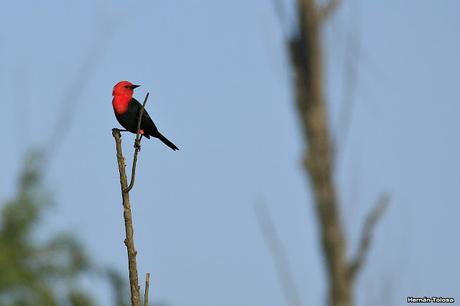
left=112, top=80, right=179, bottom=151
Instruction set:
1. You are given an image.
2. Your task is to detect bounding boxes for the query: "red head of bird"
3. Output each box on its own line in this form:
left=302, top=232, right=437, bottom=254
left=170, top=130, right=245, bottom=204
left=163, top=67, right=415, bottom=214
left=112, top=81, right=140, bottom=114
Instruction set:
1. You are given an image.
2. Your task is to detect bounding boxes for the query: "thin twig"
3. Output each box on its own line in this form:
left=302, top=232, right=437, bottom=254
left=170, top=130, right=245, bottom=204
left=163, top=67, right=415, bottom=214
left=144, top=273, right=150, bottom=306
left=255, top=203, right=303, bottom=306
left=112, top=128, right=141, bottom=306
left=270, top=0, right=290, bottom=38
left=348, top=193, right=389, bottom=280
left=336, top=2, right=361, bottom=166
left=125, top=92, right=150, bottom=193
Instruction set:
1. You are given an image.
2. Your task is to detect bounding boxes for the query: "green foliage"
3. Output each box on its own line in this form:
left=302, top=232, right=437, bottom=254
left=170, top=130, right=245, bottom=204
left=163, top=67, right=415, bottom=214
left=0, top=151, right=168, bottom=306
left=0, top=151, right=96, bottom=306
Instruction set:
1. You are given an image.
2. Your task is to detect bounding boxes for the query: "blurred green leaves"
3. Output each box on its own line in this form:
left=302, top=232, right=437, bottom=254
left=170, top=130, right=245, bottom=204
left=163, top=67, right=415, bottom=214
left=0, top=151, right=97, bottom=306
left=0, top=151, right=169, bottom=306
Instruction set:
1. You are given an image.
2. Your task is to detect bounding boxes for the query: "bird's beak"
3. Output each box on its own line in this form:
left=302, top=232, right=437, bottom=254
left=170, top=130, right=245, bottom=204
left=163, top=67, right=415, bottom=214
left=130, top=84, right=140, bottom=89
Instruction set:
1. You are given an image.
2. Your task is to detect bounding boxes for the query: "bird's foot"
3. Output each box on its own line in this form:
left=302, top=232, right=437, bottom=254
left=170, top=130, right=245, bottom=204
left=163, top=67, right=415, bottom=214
left=112, top=128, right=129, bottom=135
left=112, top=128, right=121, bottom=137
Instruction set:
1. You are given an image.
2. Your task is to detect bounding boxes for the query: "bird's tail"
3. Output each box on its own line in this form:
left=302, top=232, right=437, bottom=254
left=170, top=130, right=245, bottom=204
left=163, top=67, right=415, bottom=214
left=156, top=132, right=179, bottom=151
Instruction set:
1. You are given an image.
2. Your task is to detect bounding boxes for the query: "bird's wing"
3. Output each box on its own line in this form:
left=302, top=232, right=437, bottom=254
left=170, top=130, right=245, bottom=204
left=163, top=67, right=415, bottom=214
left=130, top=98, right=159, bottom=135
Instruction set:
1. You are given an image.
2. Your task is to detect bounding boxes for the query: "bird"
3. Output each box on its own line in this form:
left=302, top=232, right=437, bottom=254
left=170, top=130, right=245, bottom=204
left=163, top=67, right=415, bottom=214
left=112, top=80, right=179, bottom=151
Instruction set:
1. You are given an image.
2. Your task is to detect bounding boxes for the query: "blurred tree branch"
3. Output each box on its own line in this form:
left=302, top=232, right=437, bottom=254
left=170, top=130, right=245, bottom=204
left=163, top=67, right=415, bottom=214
left=43, top=24, right=115, bottom=170
left=255, top=203, right=303, bottom=306
left=348, top=194, right=389, bottom=281
left=336, top=3, right=361, bottom=162
left=270, top=0, right=290, bottom=37
left=268, top=1, right=389, bottom=306
left=289, top=2, right=351, bottom=306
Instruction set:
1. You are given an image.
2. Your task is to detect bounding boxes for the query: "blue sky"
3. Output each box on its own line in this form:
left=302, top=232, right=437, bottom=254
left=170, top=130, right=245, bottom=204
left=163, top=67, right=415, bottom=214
left=1, top=1, right=459, bottom=305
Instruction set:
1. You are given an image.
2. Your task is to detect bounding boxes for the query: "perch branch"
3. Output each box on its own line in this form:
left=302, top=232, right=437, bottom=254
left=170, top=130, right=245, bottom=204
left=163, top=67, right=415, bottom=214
left=255, top=203, right=303, bottom=306
left=144, top=273, right=151, bottom=306
left=112, top=128, right=141, bottom=306
left=125, top=92, right=150, bottom=193
left=348, top=193, right=389, bottom=280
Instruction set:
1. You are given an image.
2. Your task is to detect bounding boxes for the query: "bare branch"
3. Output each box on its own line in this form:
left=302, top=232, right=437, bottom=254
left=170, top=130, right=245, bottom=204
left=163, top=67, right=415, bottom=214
left=255, top=203, right=304, bottom=306
left=112, top=128, right=141, bottom=306
left=348, top=193, right=389, bottom=281
left=125, top=92, right=150, bottom=193
left=144, top=273, right=150, bottom=306
left=319, top=0, right=341, bottom=22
